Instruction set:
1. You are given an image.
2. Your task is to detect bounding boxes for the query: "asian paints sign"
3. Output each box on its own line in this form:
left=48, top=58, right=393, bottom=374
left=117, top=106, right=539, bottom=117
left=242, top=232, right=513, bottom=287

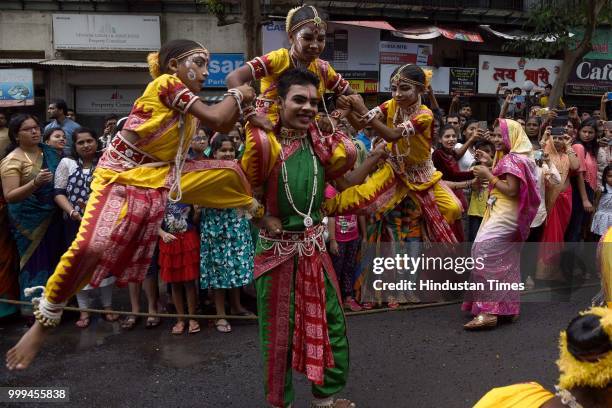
left=205, top=53, right=244, bottom=88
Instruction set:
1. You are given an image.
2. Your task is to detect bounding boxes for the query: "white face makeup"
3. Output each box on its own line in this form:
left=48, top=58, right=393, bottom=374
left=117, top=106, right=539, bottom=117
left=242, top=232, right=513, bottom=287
left=290, top=24, right=326, bottom=63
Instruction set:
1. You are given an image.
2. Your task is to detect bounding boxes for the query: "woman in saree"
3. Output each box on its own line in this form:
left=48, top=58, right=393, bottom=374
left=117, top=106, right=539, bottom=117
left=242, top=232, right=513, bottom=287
left=462, top=119, right=540, bottom=330
left=535, top=129, right=580, bottom=287
left=6, top=39, right=257, bottom=371
left=0, top=114, right=64, bottom=317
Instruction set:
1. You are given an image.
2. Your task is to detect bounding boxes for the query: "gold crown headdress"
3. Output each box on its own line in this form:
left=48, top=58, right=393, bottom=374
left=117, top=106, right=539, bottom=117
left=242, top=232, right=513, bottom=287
left=286, top=5, right=326, bottom=33
left=146, top=43, right=209, bottom=79
left=557, top=307, right=612, bottom=389
left=391, top=64, right=433, bottom=89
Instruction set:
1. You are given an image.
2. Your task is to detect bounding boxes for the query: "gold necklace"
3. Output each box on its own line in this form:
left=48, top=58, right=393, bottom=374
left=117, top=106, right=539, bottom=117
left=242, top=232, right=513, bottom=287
left=22, top=148, right=42, bottom=165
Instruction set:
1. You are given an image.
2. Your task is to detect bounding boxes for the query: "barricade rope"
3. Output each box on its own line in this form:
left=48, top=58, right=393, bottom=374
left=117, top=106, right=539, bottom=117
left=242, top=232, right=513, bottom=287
left=0, top=283, right=599, bottom=321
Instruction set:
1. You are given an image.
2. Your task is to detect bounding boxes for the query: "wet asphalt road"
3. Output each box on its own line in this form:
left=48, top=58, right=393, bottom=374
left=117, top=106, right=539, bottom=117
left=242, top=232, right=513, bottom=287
left=0, top=285, right=598, bottom=408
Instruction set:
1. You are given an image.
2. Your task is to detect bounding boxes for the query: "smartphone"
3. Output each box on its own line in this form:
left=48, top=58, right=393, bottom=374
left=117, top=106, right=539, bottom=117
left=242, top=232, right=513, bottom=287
left=499, top=82, right=508, bottom=87
left=477, top=121, right=488, bottom=130
left=554, top=109, right=570, bottom=117
left=551, top=127, right=565, bottom=136
left=551, top=117, right=567, bottom=128
left=607, top=91, right=612, bottom=101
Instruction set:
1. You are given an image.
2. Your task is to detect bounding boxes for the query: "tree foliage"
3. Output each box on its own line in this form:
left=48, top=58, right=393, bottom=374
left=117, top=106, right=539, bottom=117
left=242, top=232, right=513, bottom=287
left=504, top=0, right=611, bottom=58
left=503, top=0, right=611, bottom=108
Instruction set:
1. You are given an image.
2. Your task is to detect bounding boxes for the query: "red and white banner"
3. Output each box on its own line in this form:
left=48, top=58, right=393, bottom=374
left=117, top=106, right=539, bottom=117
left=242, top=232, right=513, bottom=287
left=478, top=55, right=562, bottom=94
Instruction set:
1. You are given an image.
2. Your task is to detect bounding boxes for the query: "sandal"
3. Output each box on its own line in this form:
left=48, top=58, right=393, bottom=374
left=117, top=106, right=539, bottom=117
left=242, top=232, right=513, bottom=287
left=215, top=318, right=232, bottom=333
left=360, top=302, right=373, bottom=310
left=121, top=316, right=138, bottom=330
left=343, top=299, right=363, bottom=312
left=103, top=312, right=120, bottom=322
left=75, top=316, right=90, bottom=328
left=188, top=320, right=201, bottom=334
left=464, top=313, right=498, bottom=330
left=333, top=399, right=356, bottom=408
left=387, top=300, right=400, bottom=309
left=145, top=316, right=161, bottom=329
left=171, top=321, right=186, bottom=335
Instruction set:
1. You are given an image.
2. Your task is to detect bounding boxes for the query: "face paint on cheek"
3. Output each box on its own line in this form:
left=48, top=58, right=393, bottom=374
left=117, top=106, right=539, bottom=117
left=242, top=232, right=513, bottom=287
left=187, top=69, right=197, bottom=81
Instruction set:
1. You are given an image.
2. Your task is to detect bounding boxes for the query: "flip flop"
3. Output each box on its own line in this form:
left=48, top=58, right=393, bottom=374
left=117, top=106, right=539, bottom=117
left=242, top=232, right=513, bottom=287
left=145, top=316, right=161, bottom=329
left=188, top=320, right=201, bottom=334
left=231, top=310, right=256, bottom=317
left=104, top=313, right=120, bottom=322
left=75, top=316, right=90, bottom=328
left=120, top=316, right=138, bottom=330
left=171, top=321, right=185, bottom=335
left=215, top=319, right=232, bottom=333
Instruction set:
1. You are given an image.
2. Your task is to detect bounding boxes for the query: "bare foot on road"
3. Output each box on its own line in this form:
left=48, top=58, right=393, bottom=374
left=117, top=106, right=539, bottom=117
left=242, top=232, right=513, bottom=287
left=6, top=321, right=49, bottom=370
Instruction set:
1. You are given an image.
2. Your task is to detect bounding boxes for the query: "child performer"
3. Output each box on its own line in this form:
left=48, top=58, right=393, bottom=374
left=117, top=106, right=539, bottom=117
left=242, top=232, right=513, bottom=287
left=226, top=4, right=354, bottom=131
left=7, top=39, right=258, bottom=370
left=331, top=64, right=463, bottom=242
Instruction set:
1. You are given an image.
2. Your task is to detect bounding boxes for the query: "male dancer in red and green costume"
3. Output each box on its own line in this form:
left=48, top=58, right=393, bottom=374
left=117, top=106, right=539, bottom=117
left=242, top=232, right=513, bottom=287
left=241, top=69, right=389, bottom=408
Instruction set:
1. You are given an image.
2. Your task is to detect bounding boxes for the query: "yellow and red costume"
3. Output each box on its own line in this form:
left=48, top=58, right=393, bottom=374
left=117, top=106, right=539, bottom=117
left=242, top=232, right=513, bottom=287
left=324, top=98, right=462, bottom=242
left=41, top=73, right=255, bottom=313
left=246, top=48, right=350, bottom=122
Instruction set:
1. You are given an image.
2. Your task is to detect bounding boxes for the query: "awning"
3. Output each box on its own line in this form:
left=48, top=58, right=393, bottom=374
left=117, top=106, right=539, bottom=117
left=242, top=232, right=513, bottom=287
left=0, top=58, right=45, bottom=65
left=392, top=26, right=483, bottom=42
left=480, top=25, right=575, bottom=43
left=40, top=60, right=148, bottom=69
left=0, top=58, right=148, bottom=69
left=331, top=20, right=396, bottom=31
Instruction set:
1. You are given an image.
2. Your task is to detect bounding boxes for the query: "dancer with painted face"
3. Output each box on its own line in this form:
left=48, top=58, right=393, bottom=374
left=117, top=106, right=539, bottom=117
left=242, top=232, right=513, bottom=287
left=227, top=4, right=354, bottom=132
left=242, top=68, right=394, bottom=408
left=6, top=39, right=258, bottom=371
left=331, top=64, right=463, bottom=242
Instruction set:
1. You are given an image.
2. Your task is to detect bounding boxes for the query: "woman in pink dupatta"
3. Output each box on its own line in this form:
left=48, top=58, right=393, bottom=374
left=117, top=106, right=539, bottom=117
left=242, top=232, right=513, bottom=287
left=462, top=119, right=540, bottom=330
left=535, top=130, right=580, bottom=285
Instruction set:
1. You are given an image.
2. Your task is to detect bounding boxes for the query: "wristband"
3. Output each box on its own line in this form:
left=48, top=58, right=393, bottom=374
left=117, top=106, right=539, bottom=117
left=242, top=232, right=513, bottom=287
left=360, top=107, right=382, bottom=124
left=225, top=88, right=244, bottom=116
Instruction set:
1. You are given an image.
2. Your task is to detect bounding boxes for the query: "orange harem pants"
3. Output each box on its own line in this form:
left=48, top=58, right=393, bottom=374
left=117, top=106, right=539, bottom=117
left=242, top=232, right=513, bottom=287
left=44, top=160, right=254, bottom=306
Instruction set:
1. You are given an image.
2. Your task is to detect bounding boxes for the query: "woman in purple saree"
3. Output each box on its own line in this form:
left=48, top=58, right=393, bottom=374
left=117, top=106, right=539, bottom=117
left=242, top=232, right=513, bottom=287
left=462, top=119, right=540, bottom=330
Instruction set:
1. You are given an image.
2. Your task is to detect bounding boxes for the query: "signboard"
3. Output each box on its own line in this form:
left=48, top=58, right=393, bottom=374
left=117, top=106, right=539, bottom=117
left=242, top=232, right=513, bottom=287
left=379, top=65, right=449, bottom=95
left=206, top=53, right=244, bottom=88
left=478, top=55, right=562, bottom=94
left=449, top=68, right=478, bottom=96
left=347, top=79, right=379, bottom=94
left=261, top=21, right=379, bottom=80
left=379, top=41, right=433, bottom=66
left=566, top=59, right=612, bottom=96
left=53, top=14, right=161, bottom=51
left=76, top=88, right=142, bottom=115
left=0, top=69, right=34, bottom=107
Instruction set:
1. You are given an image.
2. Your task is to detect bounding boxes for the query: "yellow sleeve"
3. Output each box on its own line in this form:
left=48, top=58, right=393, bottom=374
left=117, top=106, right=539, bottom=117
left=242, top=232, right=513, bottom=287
left=246, top=48, right=291, bottom=80
left=240, top=124, right=281, bottom=189
left=559, top=97, right=566, bottom=109
left=0, top=155, right=23, bottom=179
left=411, top=108, right=434, bottom=136
left=123, top=74, right=199, bottom=138
left=323, top=132, right=358, bottom=181
left=320, top=61, right=350, bottom=95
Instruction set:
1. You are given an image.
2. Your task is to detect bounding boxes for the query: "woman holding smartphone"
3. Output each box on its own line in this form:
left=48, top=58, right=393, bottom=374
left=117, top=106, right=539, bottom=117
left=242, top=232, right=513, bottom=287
left=0, top=114, right=64, bottom=316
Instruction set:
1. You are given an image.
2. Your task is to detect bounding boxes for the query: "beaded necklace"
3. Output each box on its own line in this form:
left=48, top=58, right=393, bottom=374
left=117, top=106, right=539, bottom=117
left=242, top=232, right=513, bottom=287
left=278, top=128, right=318, bottom=228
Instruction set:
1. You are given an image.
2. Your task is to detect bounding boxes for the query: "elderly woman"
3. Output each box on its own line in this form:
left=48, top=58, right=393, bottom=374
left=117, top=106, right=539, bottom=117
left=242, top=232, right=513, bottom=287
left=462, top=119, right=540, bottom=330
left=0, top=114, right=63, bottom=315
